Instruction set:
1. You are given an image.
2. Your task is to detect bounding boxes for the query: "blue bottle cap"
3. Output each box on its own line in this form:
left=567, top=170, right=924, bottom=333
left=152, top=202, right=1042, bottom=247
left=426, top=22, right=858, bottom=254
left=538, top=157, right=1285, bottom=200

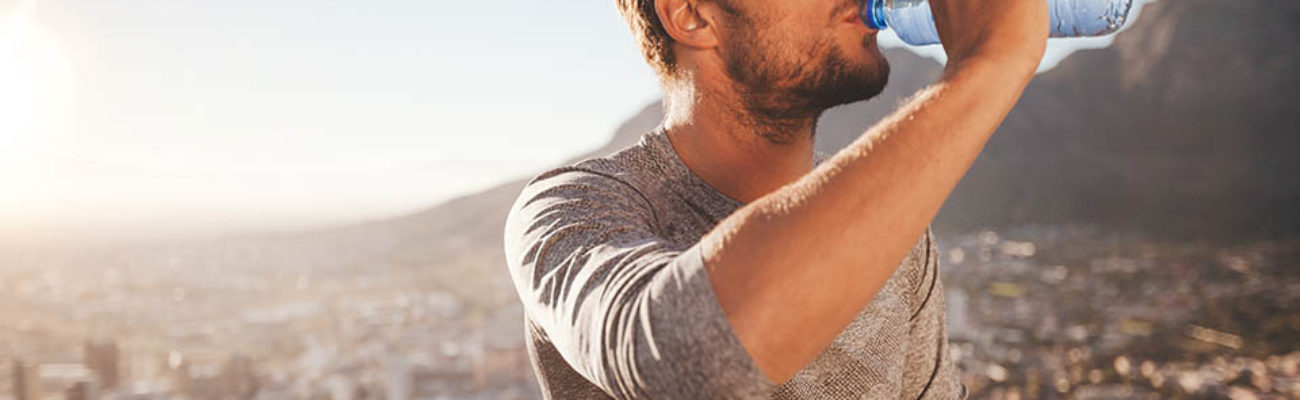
left=859, top=0, right=888, bottom=30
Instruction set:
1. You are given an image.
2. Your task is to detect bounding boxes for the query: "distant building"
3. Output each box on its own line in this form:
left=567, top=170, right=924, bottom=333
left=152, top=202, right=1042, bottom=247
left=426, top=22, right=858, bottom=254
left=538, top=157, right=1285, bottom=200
left=386, top=357, right=411, bottom=400
left=11, top=360, right=44, bottom=400
left=947, top=289, right=972, bottom=340
left=40, top=363, right=98, bottom=399
left=221, top=355, right=259, bottom=399
left=65, top=380, right=101, bottom=400
left=172, top=353, right=261, bottom=400
left=84, top=340, right=121, bottom=389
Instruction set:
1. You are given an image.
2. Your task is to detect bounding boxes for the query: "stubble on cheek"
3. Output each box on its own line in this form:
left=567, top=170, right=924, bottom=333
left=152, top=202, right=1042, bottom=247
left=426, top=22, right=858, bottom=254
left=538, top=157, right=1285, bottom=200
left=718, top=16, right=890, bottom=141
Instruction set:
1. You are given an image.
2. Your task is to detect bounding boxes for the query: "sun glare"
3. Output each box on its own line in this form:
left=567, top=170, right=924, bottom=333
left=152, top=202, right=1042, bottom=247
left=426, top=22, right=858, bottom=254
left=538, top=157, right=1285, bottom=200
left=0, top=0, right=76, bottom=231
left=0, top=0, right=75, bottom=160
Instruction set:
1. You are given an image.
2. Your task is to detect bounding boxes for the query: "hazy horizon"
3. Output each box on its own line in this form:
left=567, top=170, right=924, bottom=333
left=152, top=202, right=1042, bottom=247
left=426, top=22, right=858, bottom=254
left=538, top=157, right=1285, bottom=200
left=1, top=0, right=1157, bottom=243
left=2, top=1, right=1296, bottom=398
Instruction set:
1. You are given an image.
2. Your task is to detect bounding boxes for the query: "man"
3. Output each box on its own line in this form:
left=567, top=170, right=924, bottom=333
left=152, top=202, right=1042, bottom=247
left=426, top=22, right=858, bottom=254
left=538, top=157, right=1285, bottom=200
left=503, top=0, right=1047, bottom=398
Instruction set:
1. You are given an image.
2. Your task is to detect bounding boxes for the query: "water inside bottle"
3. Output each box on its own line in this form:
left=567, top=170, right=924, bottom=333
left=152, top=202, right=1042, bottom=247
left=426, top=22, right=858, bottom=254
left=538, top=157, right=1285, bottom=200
left=872, top=0, right=1134, bottom=46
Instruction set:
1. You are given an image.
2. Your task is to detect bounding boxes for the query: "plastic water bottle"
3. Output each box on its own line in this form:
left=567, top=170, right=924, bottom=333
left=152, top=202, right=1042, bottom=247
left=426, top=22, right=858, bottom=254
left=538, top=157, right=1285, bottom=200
left=859, top=0, right=1134, bottom=46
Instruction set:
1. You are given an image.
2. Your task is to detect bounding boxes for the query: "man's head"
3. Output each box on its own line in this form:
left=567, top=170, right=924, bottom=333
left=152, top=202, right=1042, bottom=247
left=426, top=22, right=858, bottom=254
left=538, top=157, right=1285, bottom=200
left=616, top=0, right=890, bottom=139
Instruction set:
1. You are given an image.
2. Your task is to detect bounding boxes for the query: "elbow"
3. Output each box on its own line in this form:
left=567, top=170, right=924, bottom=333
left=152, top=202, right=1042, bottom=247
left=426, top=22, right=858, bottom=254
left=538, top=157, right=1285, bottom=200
left=755, top=359, right=800, bottom=386
left=732, top=325, right=804, bottom=386
left=721, top=293, right=810, bottom=386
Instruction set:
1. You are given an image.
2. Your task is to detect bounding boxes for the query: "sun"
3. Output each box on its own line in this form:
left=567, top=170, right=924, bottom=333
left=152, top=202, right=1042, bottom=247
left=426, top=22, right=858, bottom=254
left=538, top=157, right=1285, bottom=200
left=0, top=0, right=75, bottom=230
left=0, top=0, right=75, bottom=160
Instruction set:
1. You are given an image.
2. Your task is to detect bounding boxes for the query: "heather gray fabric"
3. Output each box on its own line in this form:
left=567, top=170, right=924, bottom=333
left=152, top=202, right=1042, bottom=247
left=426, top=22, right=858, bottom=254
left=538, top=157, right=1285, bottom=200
left=503, top=128, right=967, bottom=399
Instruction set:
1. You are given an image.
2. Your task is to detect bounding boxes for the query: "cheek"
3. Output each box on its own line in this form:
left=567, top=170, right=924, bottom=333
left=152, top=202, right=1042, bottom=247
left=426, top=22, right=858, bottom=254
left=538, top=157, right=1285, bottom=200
left=764, top=0, right=841, bottom=23
left=758, top=7, right=848, bottom=64
left=752, top=24, right=824, bottom=66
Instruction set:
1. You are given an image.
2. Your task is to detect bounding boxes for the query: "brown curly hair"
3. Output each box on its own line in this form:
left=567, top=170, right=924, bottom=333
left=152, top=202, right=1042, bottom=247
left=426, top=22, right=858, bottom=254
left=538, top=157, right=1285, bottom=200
left=614, top=0, right=679, bottom=77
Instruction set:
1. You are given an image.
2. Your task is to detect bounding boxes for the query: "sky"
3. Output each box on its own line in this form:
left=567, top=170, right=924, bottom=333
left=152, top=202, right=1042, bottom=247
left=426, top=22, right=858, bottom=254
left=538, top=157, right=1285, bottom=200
left=0, top=0, right=1154, bottom=241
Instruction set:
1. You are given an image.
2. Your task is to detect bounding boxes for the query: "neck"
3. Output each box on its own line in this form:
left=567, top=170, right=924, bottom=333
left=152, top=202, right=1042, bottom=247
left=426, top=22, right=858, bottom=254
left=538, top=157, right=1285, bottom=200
left=661, top=73, right=819, bottom=204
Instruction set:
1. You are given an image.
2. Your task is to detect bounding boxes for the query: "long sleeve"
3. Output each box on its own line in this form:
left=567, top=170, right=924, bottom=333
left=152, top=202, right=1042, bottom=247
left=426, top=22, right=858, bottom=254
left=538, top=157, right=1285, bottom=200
left=503, top=168, right=775, bottom=399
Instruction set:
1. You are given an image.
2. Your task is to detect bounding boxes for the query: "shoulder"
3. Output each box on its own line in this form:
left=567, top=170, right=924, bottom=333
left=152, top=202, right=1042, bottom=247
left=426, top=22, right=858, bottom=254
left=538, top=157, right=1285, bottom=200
left=504, top=134, right=671, bottom=245
left=514, top=142, right=659, bottom=214
left=502, top=136, right=682, bottom=289
left=509, top=132, right=676, bottom=220
left=508, top=164, right=655, bottom=229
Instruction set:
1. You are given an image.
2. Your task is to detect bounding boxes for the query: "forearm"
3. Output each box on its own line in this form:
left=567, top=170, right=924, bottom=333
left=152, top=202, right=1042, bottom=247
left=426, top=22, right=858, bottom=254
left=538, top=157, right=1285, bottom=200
left=702, top=56, right=1035, bottom=383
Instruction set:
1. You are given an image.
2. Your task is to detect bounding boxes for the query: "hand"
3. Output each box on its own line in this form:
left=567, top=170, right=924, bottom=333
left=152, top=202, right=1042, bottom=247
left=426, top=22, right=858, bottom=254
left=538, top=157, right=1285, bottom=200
left=929, top=0, right=1049, bottom=75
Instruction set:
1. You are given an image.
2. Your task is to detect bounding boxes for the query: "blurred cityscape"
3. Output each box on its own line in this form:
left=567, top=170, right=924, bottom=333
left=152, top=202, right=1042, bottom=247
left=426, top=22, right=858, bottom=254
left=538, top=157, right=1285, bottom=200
left=0, top=234, right=537, bottom=400
left=939, top=227, right=1299, bottom=400
left=2, top=0, right=1295, bottom=397
left=0, top=225, right=1296, bottom=400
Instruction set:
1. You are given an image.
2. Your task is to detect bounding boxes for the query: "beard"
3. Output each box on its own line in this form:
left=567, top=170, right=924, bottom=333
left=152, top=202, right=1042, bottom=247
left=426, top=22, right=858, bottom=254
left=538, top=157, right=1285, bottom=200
left=721, top=26, right=890, bottom=144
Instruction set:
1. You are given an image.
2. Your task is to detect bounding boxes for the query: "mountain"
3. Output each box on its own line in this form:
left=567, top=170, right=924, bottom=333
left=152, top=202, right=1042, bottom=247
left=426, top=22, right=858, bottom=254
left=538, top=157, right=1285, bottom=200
left=229, top=0, right=1295, bottom=308
left=186, top=102, right=671, bottom=309
left=958, top=0, right=1299, bottom=239
left=818, top=0, right=1300, bottom=240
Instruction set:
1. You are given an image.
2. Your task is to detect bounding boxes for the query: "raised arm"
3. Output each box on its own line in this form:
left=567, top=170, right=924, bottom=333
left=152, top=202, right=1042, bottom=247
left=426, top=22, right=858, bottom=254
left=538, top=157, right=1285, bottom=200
left=703, top=0, right=1049, bottom=383
left=504, top=0, right=1049, bottom=396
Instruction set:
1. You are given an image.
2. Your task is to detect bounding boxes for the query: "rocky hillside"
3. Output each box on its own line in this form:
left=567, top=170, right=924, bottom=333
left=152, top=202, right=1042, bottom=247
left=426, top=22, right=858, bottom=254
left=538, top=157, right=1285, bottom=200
left=231, top=0, right=1296, bottom=307
left=819, top=0, right=1300, bottom=239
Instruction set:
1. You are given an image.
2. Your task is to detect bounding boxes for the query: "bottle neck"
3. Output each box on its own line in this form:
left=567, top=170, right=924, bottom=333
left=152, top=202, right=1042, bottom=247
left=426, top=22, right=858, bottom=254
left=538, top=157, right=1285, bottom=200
left=859, top=0, right=888, bottom=30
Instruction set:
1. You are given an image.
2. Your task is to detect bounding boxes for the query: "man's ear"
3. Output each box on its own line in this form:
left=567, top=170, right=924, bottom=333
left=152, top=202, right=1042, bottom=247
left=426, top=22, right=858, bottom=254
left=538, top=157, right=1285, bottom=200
left=655, top=0, right=721, bottom=50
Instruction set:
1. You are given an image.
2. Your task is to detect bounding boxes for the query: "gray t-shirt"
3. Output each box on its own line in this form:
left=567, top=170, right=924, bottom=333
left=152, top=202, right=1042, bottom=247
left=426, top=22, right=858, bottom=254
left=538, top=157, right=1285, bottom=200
left=503, top=128, right=965, bottom=399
